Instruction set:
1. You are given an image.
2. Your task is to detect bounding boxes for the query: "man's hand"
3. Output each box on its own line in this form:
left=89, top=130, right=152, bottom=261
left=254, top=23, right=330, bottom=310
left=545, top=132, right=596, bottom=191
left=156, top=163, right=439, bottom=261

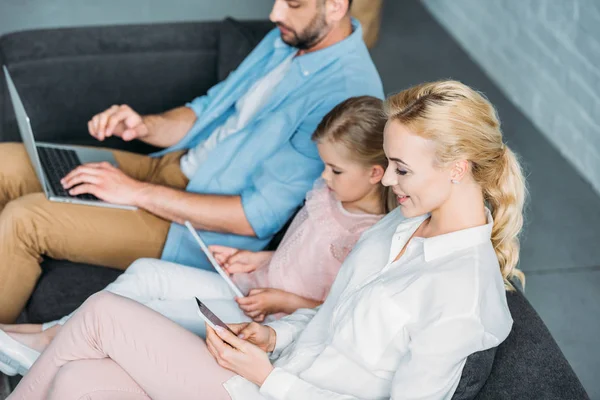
left=209, top=245, right=273, bottom=275
left=236, top=288, right=290, bottom=322
left=88, top=104, right=149, bottom=142
left=61, top=162, right=147, bottom=206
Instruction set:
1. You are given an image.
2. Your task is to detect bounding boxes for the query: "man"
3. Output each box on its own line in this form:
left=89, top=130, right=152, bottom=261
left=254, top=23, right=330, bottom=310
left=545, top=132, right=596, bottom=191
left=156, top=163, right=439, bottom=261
left=0, top=0, right=383, bottom=323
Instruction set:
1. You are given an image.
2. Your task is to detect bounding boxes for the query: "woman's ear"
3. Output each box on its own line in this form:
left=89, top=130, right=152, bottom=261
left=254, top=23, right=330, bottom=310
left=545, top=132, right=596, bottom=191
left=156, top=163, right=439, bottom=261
left=369, top=165, right=385, bottom=184
left=450, top=159, right=469, bottom=183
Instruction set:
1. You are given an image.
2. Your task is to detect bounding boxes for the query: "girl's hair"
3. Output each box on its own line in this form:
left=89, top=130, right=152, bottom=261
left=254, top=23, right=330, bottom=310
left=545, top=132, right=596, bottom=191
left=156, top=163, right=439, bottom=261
left=384, top=81, right=527, bottom=290
left=312, top=96, right=396, bottom=213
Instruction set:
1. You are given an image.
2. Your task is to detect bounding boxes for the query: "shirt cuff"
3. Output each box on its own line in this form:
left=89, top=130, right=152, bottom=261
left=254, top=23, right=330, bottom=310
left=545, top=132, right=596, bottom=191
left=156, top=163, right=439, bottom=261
left=259, top=368, right=297, bottom=399
left=265, top=320, right=295, bottom=359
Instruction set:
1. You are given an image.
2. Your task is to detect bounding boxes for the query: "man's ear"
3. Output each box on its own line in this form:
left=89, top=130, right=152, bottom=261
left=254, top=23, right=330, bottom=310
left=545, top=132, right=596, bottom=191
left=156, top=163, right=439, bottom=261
left=326, top=0, right=350, bottom=22
left=369, top=164, right=385, bottom=184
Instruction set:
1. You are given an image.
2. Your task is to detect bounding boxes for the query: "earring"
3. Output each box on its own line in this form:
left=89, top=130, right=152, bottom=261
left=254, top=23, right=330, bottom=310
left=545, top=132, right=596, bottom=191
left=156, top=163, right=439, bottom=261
left=451, top=179, right=460, bottom=184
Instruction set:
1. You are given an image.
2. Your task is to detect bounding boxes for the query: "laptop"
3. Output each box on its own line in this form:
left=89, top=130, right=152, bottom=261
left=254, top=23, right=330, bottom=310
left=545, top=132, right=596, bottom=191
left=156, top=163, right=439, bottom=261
left=3, top=66, right=135, bottom=210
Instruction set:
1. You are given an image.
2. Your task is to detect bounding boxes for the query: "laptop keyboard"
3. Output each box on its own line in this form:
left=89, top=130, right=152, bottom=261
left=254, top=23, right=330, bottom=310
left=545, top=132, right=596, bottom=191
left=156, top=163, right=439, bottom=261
left=37, top=146, right=99, bottom=201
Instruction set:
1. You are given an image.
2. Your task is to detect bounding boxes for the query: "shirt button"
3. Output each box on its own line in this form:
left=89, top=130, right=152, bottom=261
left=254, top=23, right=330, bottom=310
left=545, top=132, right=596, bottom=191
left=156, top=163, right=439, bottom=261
left=303, top=70, right=309, bottom=76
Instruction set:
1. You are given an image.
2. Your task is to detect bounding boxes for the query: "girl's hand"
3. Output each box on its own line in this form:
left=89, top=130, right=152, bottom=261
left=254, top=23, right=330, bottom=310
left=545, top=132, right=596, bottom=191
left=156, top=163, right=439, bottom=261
left=206, top=325, right=274, bottom=386
left=236, top=288, right=288, bottom=321
left=237, top=290, right=323, bottom=321
left=208, top=245, right=273, bottom=275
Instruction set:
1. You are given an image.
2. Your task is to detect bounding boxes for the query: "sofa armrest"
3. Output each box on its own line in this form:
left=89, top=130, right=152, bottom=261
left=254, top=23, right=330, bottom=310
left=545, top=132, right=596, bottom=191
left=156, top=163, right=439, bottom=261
left=0, top=21, right=223, bottom=151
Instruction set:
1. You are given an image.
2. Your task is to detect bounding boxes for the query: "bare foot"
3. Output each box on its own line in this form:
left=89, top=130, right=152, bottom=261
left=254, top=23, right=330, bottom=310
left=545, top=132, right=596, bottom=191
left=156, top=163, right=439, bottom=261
left=6, top=325, right=60, bottom=353
left=0, top=323, right=43, bottom=334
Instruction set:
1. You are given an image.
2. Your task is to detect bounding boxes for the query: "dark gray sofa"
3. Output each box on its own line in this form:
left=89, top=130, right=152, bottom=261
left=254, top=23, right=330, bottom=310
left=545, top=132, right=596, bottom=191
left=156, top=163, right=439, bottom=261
left=0, top=19, right=589, bottom=399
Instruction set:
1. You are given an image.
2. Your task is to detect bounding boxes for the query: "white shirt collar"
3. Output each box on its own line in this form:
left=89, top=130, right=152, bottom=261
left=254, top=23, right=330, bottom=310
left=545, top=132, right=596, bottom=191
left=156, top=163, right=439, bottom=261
left=391, top=208, right=494, bottom=263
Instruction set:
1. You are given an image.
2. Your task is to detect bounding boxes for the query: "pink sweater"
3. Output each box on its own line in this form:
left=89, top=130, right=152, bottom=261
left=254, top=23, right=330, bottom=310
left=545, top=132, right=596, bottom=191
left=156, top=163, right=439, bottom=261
left=232, top=179, right=383, bottom=304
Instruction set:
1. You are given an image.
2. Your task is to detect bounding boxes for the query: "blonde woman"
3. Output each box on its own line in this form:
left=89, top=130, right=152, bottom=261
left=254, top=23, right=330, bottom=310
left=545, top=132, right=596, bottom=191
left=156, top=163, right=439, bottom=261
left=8, top=80, right=526, bottom=400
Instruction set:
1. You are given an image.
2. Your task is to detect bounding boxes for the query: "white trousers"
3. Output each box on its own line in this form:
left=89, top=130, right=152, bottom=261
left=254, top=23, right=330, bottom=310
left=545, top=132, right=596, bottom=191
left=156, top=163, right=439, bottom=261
left=44, top=258, right=251, bottom=338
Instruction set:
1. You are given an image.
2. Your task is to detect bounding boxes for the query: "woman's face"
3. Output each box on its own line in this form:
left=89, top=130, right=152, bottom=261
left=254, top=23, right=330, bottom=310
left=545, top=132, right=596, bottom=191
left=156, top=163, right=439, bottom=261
left=381, top=120, right=453, bottom=218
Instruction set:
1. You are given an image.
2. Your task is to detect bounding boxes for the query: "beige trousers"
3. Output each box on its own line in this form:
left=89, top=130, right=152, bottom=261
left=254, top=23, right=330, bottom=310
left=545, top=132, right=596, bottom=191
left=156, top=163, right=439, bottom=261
left=0, top=143, right=188, bottom=323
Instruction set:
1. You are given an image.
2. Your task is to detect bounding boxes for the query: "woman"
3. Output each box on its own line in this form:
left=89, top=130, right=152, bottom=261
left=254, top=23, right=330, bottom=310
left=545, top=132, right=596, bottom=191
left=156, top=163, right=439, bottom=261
left=8, top=80, right=526, bottom=400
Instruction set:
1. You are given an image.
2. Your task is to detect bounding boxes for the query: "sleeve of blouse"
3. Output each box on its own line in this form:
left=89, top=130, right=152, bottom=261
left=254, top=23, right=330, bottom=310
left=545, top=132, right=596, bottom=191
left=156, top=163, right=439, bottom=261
left=265, top=307, right=320, bottom=359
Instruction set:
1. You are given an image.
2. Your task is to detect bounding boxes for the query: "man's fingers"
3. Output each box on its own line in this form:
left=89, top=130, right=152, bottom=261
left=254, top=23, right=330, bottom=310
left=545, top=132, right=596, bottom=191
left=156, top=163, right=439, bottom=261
left=88, top=120, right=99, bottom=140
left=97, top=105, right=119, bottom=137
left=62, top=174, right=102, bottom=189
left=105, top=108, right=132, bottom=138
left=80, top=162, right=114, bottom=170
left=61, top=165, right=107, bottom=185
left=121, top=129, right=138, bottom=141
left=68, top=183, right=100, bottom=197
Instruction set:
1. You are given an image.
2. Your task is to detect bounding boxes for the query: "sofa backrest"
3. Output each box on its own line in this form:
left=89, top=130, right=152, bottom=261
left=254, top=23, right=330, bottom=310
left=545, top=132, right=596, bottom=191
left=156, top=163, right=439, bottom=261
left=0, top=19, right=273, bottom=153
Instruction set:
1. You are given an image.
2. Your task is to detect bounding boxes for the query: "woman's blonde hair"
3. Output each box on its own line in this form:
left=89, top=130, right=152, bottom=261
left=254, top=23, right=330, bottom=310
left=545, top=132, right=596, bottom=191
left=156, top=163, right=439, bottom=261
left=312, top=96, right=396, bottom=213
left=384, top=81, right=527, bottom=290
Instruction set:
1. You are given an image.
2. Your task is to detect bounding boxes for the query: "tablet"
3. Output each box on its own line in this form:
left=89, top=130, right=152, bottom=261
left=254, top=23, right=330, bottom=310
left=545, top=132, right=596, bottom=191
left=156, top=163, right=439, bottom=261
left=184, top=221, right=245, bottom=298
left=195, top=297, right=236, bottom=335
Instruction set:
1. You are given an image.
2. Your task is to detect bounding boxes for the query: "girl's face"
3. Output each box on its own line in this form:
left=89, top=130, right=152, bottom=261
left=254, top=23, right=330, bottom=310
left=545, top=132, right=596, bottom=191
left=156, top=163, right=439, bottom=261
left=317, top=140, right=383, bottom=208
left=381, top=120, right=454, bottom=218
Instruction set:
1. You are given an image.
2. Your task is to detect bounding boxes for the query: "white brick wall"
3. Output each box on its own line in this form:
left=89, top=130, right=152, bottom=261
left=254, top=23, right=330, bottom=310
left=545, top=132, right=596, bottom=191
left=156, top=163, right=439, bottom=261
left=423, top=0, right=600, bottom=195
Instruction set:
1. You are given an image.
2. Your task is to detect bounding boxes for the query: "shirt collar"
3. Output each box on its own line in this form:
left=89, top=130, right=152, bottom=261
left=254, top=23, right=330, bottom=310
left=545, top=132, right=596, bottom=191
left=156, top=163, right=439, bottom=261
left=422, top=208, right=494, bottom=262
left=273, top=18, right=364, bottom=76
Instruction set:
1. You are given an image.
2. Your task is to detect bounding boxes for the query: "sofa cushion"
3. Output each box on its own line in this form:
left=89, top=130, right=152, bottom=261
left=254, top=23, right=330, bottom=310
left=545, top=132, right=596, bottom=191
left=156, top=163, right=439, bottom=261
left=22, top=260, right=123, bottom=324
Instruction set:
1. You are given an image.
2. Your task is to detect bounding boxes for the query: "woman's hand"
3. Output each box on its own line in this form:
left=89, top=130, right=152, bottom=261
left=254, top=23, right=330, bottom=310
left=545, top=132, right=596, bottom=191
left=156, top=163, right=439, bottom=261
left=205, top=324, right=276, bottom=386
left=236, top=288, right=288, bottom=321
left=208, top=245, right=273, bottom=275
left=228, top=322, right=277, bottom=352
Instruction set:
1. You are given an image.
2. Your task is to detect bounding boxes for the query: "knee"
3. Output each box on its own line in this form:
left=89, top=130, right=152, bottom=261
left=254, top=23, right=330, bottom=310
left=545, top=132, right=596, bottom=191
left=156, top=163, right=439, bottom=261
left=48, top=362, right=81, bottom=400
left=81, top=291, right=123, bottom=317
left=124, top=258, right=158, bottom=275
left=1, top=194, right=47, bottom=231
left=0, top=143, right=32, bottom=174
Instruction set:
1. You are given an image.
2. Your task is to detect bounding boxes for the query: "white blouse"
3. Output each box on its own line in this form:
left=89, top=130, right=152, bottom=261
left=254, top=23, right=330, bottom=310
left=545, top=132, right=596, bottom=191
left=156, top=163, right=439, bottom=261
left=223, top=207, right=513, bottom=400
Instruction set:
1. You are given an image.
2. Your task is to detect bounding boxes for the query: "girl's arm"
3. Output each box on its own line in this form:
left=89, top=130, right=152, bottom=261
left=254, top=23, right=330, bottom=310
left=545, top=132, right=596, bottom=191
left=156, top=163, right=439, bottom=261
left=277, top=292, right=322, bottom=315
left=236, top=289, right=322, bottom=321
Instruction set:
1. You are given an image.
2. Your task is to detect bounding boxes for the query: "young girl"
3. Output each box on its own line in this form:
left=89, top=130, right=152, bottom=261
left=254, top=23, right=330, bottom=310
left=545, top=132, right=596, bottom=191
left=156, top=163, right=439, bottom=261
left=6, top=80, right=525, bottom=400
left=0, top=96, right=395, bottom=376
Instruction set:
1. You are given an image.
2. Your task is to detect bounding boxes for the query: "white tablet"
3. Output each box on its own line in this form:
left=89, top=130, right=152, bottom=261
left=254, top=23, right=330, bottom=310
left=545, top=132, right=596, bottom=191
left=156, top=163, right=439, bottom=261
left=184, top=221, right=245, bottom=298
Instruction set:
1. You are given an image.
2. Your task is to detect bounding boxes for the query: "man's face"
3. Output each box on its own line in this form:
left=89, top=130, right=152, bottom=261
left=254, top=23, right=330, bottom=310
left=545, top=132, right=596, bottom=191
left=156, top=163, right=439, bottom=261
left=269, top=0, right=331, bottom=50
